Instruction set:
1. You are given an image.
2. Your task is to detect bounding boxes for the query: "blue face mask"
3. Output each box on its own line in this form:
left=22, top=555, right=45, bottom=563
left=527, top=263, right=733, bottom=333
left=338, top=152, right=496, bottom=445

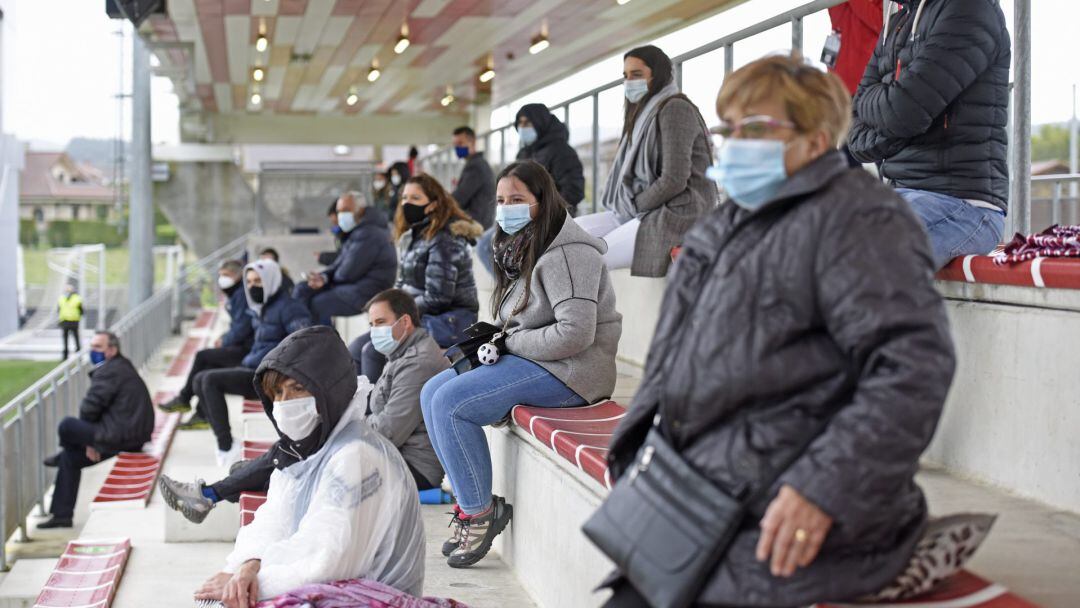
left=370, top=317, right=403, bottom=355
left=89, top=350, right=106, bottom=366
left=330, top=224, right=342, bottom=235
left=707, top=139, right=789, bottom=211
left=624, top=79, right=649, bottom=103
left=337, top=211, right=357, bottom=232
left=519, top=126, right=538, bottom=146
left=496, top=203, right=535, bottom=235
left=454, top=146, right=470, bottom=159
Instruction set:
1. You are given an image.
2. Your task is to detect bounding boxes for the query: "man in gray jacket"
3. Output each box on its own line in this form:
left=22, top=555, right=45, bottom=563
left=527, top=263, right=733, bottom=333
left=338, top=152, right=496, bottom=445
left=157, top=289, right=447, bottom=523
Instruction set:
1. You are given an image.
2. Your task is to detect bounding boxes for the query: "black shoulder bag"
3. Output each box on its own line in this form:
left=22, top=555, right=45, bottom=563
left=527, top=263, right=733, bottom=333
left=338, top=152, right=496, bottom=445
left=582, top=412, right=831, bottom=608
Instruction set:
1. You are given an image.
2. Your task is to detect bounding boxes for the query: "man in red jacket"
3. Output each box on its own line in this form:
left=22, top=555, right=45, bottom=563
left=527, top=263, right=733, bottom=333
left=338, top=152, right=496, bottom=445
left=827, top=0, right=884, bottom=96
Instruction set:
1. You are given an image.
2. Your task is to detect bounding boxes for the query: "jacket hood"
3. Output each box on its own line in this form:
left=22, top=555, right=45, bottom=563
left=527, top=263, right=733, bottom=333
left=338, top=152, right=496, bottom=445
left=516, top=104, right=569, bottom=146
left=254, top=325, right=358, bottom=461
left=243, top=259, right=282, bottom=314
left=448, top=218, right=484, bottom=241
left=547, top=212, right=608, bottom=255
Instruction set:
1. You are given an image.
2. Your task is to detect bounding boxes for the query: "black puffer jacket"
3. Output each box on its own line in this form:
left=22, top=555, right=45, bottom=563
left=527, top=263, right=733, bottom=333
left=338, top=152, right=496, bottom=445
left=516, top=104, right=586, bottom=210
left=605, top=151, right=956, bottom=606
left=79, top=355, right=154, bottom=454
left=848, top=0, right=1011, bottom=210
left=396, top=218, right=482, bottom=317
left=320, top=206, right=397, bottom=309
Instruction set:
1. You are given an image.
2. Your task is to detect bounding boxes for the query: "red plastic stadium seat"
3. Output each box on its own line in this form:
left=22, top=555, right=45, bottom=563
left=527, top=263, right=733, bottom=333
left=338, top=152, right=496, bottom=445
left=510, top=400, right=626, bottom=490
left=937, top=254, right=1080, bottom=289
left=33, top=538, right=131, bottom=608
left=239, top=491, right=268, bottom=527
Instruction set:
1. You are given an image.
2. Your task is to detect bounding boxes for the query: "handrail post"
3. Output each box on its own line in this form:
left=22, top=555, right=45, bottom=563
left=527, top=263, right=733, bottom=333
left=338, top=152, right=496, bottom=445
left=1010, top=0, right=1032, bottom=235
left=791, top=16, right=803, bottom=54
left=724, top=44, right=734, bottom=76
left=592, top=93, right=600, bottom=214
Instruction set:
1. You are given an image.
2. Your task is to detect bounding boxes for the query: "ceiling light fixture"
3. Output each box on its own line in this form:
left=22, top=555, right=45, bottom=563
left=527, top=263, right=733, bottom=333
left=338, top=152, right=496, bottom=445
left=395, top=24, right=411, bottom=54
left=617, top=0, right=632, bottom=4
left=252, top=67, right=265, bottom=82
left=529, top=20, right=550, bottom=55
left=367, top=58, right=381, bottom=82
left=345, top=86, right=359, bottom=106
left=251, top=92, right=262, bottom=106
left=440, top=85, right=455, bottom=107
left=479, top=54, right=495, bottom=83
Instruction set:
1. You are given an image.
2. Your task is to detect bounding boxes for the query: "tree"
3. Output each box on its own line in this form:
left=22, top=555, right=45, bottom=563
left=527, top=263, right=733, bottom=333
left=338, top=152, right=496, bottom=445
left=1032, top=123, right=1070, bottom=163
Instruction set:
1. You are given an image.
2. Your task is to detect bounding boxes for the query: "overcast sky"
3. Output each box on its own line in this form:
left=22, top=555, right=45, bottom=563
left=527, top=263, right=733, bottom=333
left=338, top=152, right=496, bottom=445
left=3, top=0, right=1075, bottom=150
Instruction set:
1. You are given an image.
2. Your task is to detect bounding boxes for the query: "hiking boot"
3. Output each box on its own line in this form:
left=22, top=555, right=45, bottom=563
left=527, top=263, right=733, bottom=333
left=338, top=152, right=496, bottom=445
left=157, top=396, right=191, bottom=413
left=442, top=505, right=466, bottom=557
left=179, top=415, right=210, bottom=431
left=447, top=496, right=513, bottom=568
left=159, top=475, right=215, bottom=524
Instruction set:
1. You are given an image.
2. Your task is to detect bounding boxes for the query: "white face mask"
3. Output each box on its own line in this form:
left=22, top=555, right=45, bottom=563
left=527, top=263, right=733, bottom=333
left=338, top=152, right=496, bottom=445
left=272, top=396, right=320, bottom=441
left=624, top=79, right=649, bottom=103
left=390, top=174, right=402, bottom=186
left=218, top=275, right=237, bottom=290
left=373, top=179, right=386, bottom=190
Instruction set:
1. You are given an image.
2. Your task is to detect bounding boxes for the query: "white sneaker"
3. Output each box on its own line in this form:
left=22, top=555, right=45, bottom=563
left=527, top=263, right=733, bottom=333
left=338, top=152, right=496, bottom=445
left=215, top=443, right=242, bottom=468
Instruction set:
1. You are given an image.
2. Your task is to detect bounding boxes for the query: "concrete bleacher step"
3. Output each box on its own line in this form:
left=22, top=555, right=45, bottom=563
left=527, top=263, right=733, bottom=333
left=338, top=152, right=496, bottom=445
left=0, top=558, right=56, bottom=608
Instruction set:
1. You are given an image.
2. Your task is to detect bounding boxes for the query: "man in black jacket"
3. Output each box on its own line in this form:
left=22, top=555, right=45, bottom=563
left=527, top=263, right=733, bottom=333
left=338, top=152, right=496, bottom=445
left=159, top=259, right=252, bottom=426
left=848, top=0, right=1010, bottom=269
left=451, top=126, right=495, bottom=229
left=294, top=191, right=397, bottom=325
left=40, top=331, right=154, bottom=528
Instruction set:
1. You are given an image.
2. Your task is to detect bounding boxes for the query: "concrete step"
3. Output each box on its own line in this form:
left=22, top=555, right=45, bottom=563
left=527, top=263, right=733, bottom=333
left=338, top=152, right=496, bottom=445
left=0, top=558, right=56, bottom=608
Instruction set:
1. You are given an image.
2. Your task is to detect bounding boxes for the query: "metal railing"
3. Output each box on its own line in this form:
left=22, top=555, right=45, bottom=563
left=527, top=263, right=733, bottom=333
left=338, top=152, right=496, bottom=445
left=0, top=233, right=249, bottom=571
left=421, top=0, right=1034, bottom=234
left=171, top=234, right=251, bottom=333
left=1030, top=174, right=1080, bottom=230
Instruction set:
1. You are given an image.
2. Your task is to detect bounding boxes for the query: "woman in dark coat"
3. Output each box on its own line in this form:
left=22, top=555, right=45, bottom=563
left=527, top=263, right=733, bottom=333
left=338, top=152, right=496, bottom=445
left=599, top=55, right=956, bottom=607
left=515, top=103, right=585, bottom=213
left=348, top=174, right=480, bottom=383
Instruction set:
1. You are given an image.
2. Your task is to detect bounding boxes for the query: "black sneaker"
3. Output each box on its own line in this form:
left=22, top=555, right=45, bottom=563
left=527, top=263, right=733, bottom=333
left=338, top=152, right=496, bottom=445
left=43, top=452, right=61, bottom=467
left=442, top=505, right=466, bottom=557
left=38, top=517, right=73, bottom=529
left=158, top=396, right=192, bottom=413
left=159, top=475, right=215, bottom=524
left=179, top=415, right=210, bottom=431
left=447, top=496, right=513, bottom=568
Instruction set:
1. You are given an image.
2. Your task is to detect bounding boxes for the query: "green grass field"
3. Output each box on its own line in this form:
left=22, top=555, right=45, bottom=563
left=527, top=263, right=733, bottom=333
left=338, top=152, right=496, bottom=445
left=21, top=248, right=174, bottom=286
left=0, top=360, right=59, bottom=407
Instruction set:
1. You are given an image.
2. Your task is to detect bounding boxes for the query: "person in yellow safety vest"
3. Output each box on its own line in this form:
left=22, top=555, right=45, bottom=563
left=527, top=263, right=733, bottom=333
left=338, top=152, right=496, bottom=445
left=58, top=283, right=83, bottom=360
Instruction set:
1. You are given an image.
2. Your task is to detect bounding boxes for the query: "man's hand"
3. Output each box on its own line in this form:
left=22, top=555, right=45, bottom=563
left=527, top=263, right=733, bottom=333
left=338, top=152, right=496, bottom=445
left=214, top=337, right=223, bottom=348
left=307, top=272, right=326, bottom=290
left=222, top=560, right=260, bottom=608
left=193, top=572, right=231, bottom=601
left=85, top=446, right=101, bottom=463
left=756, top=484, right=833, bottom=578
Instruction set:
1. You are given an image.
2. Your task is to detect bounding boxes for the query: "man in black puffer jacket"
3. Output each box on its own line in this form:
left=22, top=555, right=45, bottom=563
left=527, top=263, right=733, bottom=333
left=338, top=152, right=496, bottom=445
left=516, top=104, right=585, bottom=212
left=294, top=191, right=397, bottom=325
left=848, top=0, right=1010, bottom=269
left=41, top=331, right=153, bottom=528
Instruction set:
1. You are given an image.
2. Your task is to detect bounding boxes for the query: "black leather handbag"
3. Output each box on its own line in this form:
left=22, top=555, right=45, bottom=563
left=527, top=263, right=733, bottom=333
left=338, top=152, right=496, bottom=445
left=443, top=321, right=501, bottom=374
left=583, top=413, right=829, bottom=608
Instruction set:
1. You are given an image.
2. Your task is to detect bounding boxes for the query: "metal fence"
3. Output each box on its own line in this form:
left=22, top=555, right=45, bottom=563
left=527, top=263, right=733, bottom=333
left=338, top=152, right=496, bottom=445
left=0, top=232, right=249, bottom=571
left=421, top=0, right=1035, bottom=235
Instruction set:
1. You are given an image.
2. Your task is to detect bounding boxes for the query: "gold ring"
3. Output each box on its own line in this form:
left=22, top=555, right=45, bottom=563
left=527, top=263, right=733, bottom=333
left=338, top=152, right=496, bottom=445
left=794, top=529, right=808, bottom=543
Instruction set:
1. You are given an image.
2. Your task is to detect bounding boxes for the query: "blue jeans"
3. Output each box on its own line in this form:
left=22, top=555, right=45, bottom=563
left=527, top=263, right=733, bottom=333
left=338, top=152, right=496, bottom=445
left=475, top=226, right=496, bottom=278
left=420, top=355, right=586, bottom=514
left=897, top=189, right=1005, bottom=270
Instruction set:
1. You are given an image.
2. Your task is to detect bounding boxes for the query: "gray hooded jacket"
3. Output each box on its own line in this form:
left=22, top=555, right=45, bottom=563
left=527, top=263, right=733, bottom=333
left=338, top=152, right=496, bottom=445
left=498, top=215, right=622, bottom=403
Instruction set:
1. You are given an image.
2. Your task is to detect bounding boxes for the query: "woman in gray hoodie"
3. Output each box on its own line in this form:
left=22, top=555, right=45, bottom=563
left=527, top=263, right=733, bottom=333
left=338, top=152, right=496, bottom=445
left=421, top=161, right=622, bottom=569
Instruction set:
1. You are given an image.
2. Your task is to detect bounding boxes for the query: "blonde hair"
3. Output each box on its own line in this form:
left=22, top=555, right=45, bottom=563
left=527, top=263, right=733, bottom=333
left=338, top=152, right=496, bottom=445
left=716, top=53, right=852, bottom=147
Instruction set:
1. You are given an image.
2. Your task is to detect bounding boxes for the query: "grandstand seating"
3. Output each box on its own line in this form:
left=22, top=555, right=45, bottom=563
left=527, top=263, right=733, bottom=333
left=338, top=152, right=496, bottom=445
left=32, top=538, right=132, bottom=608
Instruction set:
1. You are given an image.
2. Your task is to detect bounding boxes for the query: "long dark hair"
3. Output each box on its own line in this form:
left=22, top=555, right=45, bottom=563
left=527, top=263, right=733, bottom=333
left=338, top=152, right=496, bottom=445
left=392, top=174, right=472, bottom=240
left=491, top=161, right=567, bottom=316
left=622, top=45, right=674, bottom=143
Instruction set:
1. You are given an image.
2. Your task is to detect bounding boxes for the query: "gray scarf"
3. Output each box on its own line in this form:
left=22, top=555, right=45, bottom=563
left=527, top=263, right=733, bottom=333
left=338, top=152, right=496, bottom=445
left=600, top=80, right=681, bottom=223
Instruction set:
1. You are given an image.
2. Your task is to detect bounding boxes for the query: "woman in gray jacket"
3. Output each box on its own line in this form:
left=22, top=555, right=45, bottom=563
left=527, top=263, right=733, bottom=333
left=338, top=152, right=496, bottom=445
left=421, top=161, right=622, bottom=569
left=577, top=45, right=717, bottom=277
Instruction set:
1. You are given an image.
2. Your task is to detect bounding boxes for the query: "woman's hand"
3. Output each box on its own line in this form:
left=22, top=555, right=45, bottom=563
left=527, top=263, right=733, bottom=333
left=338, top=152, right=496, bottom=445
left=221, top=560, right=261, bottom=608
left=756, top=484, right=833, bottom=578
left=193, top=572, right=231, bottom=601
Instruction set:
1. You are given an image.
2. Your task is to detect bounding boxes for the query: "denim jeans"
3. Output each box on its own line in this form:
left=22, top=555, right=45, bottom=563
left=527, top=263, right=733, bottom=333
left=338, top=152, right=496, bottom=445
left=420, top=354, right=586, bottom=514
left=897, top=188, right=1005, bottom=270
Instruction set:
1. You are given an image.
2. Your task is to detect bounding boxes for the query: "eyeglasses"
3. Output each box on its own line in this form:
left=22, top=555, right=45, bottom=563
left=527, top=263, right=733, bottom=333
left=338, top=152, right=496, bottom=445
left=711, top=115, right=797, bottom=139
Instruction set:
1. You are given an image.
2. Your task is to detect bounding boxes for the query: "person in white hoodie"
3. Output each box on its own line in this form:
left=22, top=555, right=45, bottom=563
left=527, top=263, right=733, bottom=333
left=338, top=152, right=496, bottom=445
left=193, top=326, right=425, bottom=607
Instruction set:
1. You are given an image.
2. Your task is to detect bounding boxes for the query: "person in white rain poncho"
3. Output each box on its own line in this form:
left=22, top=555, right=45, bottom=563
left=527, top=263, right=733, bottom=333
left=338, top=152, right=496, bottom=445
left=194, top=326, right=426, bottom=608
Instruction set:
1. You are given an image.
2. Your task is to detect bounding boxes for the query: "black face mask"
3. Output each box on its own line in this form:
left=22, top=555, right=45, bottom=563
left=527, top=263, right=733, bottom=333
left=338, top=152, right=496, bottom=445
left=249, top=286, right=265, bottom=304
left=403, top=203, right=430, bottom=226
